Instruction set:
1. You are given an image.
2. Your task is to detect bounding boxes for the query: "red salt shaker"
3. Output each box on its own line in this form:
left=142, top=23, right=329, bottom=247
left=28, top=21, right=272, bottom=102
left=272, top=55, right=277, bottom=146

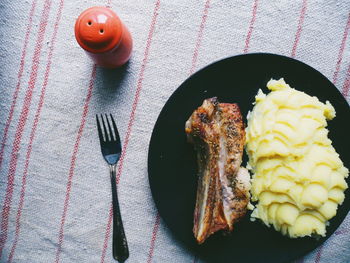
left=75, top=6, right=133, bottom=68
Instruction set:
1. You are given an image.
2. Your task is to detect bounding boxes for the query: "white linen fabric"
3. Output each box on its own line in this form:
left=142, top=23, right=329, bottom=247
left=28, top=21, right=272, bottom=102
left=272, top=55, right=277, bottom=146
left=0, top=0, right=349, bottom=262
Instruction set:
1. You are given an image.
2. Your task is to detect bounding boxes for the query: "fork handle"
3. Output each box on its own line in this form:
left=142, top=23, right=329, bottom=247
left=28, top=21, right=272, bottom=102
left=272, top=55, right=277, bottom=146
left=110, top=165, right=129, bottom=262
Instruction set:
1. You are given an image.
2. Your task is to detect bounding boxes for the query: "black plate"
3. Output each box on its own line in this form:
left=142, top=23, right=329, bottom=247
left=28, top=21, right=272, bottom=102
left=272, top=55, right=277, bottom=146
left=148, top=53, right=350, bottom=263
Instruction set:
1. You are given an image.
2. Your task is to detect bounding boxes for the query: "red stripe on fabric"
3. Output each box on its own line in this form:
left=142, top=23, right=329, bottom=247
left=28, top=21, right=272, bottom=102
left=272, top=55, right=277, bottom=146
left=7, top=1, right=65, bottom=261
left=314, top=245, right=323, bottom=263
left=333, top=13, right=350, bottom=85
left=0, top=0, right=38, bottom=170
left=190, top=0, right=211, bottom=74
left=146, top=1, right=213, bottom=262
left=0, top=0, right=53, bottom=258
left=335, top=228, right=349, bottom=235
left=291, top=0, right=307, bottom=57
left=54, top=66, right=97, bottom=263
left=146, top=214, right=161, bottom=263
left=100, top=206, right=113, bottom=263
left=116, top=0, right=161, bottom=186
left=99, top=1, right=161, bottom=261
left=341, top=64, right=350, bottom=98
left=243, top=0, right=259, bottom=53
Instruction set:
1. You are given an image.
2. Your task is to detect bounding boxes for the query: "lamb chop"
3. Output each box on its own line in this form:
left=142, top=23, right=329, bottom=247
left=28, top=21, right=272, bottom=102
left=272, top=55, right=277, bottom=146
left=185, top=98, right=250, bottom=244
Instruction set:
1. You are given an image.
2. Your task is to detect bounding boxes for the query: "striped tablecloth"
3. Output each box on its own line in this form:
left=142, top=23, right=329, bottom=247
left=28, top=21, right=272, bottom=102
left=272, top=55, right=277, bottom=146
left=0, top=0, right=349, bottom=262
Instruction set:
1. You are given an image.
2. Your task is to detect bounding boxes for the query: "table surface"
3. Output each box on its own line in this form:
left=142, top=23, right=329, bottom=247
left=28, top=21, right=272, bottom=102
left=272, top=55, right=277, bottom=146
left=0, top=0, right=349, bottom=263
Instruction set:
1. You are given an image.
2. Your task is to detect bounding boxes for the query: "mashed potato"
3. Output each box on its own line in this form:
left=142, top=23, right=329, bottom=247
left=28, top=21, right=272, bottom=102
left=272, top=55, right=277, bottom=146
left=246, top=78, right=348, bottom=238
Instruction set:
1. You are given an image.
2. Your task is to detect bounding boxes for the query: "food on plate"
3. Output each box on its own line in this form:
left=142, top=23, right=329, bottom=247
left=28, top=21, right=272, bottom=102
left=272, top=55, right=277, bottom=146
left=185, top=98, right=250, bottom=244
left=246, top=78, right=349, bottom=238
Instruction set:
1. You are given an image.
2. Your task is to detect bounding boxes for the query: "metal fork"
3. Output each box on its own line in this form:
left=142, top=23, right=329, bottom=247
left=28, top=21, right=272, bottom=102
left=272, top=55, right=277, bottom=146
left=96, top=114, right=129, bottom=262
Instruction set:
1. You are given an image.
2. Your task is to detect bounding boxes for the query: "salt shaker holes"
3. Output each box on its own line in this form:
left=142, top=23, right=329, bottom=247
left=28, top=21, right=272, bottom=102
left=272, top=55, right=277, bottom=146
left=75, top=6, right=133, bottom=68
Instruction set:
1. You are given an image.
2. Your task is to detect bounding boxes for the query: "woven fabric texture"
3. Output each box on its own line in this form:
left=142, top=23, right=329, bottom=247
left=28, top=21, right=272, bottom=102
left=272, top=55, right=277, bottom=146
left=0, top=0, right=349, bottom=262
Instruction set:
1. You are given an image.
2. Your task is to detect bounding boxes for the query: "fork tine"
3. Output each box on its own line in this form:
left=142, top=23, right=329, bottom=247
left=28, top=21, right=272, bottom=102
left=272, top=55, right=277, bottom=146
left=100, top=114, right=110, bottom=141
left=105, top=114, right=115, bottom=141
left=110, top=114, right=121, bottom=146
left=96, top=115, right=105, bottom=143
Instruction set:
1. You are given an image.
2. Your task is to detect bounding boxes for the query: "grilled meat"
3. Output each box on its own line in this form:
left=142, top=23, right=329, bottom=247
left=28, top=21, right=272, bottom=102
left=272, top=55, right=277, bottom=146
left=185, top=98, right=250, bottom=244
